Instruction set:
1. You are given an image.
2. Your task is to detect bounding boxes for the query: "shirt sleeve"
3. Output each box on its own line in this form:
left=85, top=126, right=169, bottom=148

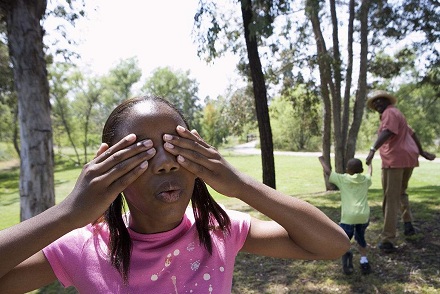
left=329, top=171, right=342, bottom=186
left=224, top=209, right=251, bottom=252
left=42, top=226, right=93, bottom=287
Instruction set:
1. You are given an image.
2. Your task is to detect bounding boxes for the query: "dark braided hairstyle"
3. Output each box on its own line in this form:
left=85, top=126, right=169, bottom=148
left=100, top=95, right=231, bottom=284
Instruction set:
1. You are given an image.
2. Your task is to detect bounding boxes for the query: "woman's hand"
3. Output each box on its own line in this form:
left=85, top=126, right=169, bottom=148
left=365, top=150, right=375, bottom=166
left=163, top=126, right=243, bottom=198
left=60, top=134, right=156, bottom=228
left=421, top=151, right=436, bottom=161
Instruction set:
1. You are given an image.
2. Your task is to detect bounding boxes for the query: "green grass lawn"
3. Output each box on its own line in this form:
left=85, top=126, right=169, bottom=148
left=1, top=153, right=439, bottom=293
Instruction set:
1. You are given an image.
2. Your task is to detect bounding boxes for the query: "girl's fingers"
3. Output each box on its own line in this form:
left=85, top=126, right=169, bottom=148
left=163, top=126, right=224, bottom=179
left=94, top=134, right=137, bottom=163
left=96, top=149, right=154, bottom=195
left=163, top=135, right=218, bottom=170
left=83, top=135, right=156, bottom=190
left=97, top=136, right=153, bottom=171
left=179, top=126, right=212, bottom=149
left=96, top=143, right=109, bottom=158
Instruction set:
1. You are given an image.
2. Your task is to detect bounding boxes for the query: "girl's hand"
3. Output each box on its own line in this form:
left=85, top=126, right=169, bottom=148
left=163, top=126, right=242, bottom=198
left=60, top=134, right=156, bottom=228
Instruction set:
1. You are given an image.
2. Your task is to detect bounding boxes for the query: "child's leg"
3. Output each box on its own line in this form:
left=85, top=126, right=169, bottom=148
left=339, top=223, right=354, bottom=275
left=354, top=222, right=371, bottom=274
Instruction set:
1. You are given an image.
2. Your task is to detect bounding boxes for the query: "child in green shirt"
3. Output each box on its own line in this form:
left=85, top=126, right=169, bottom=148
left=319, top=156, right=372, bottom=275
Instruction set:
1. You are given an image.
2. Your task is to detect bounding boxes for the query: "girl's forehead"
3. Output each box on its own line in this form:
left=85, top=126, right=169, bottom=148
left=132, top=100, right=161, bottom=116
left=130, top=101, right=184, bottom=122
left=117, top=101, right=186, bottom=138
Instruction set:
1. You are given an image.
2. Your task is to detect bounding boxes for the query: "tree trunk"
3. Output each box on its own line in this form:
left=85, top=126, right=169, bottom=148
left=240, top=0, right=276, bottom=188
left=329, top=0, right=344, bottom=173
left=5, top=0, right=55, bottom=221
left=54, top=95, right=81, bottom=165
left=306, top=0, right=335, bottom=190
left=341, top=0, right=355, bottom=170
left=346, top=0, right=370, bottom=160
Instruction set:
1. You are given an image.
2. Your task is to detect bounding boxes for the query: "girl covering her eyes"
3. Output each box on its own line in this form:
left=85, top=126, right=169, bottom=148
left=0, top=96, right=350, bottom=293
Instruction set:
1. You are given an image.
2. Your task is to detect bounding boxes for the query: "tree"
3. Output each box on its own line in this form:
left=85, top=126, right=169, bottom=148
left=0, top=0, right=54, bottom=220
left=194, top=0, right=288, bottom=188
left=279, top=84, right=321, bottom=151
left=0, top=0, right=86, bottom=220
left=49, top=63, right=82, bottom=165
left=101, top=57, right=142, bottom=116
left=239, top=0, right=276, bottom=188
left=142, top=67, right=201, bottom=130
left=70, top=71, right=103, bottom=164
left=0, top=26, right=18, bottom=155
left=200, top=99, right=228, bottom=147
left=301, top=0, right=371, bottom=189
left=223, top=86, right=257, bottom=139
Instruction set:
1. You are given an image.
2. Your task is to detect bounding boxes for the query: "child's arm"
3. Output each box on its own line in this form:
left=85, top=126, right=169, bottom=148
left=318, top=156, right=331, bottom=176
left=164, top=127, right=350, bottom=261
left=0, top=135, right=154, bottom=292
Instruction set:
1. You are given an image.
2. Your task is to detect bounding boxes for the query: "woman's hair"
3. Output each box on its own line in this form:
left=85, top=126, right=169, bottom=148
left=101, top=95, right=231, bottom=283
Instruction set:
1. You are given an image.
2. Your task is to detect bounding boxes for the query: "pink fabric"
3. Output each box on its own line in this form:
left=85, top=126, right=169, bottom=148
left=43, top=209, right=250, bottom=293
left=378, top=106, right=419, bottom=168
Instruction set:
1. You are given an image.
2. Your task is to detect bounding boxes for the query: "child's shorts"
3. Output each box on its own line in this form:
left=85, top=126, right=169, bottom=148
left=339, top=221, right=369, bottom=248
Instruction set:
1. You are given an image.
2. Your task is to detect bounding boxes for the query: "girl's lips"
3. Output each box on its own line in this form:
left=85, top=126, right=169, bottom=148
left=155, top=182, right=183, bottom=203
left=156, top=190, right=183, bottom=203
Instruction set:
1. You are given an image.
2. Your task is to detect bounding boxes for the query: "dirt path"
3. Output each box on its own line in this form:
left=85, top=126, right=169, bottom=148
left=0, top=159, right=19, bottom=171
left=232, top=140, right=440, bottom=163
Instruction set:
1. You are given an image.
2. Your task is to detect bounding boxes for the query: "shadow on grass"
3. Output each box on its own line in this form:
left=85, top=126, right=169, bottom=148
left=0, top=163, right=80, bottom=207
left=232, top=185, right=440, bottom=293
left=0, top=167, right=20, bottom=206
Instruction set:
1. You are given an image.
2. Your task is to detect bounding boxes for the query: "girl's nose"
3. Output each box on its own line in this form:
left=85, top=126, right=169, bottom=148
left=151, top=146, right=180, bottom=174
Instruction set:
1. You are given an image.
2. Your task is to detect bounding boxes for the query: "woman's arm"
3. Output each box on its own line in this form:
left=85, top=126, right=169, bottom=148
left=164, top=126, right=350, bottom=260
left=0, top=134, right=155, bottom=291
left=366, top=129, right=394, bottom=165
left=411, top=132, right=436, bottom=160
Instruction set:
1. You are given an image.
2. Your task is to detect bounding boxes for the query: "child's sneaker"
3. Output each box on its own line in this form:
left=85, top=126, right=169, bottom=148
left=341, top=251, right=354, bottom=275
left=360, top=262, right=371, bottom=275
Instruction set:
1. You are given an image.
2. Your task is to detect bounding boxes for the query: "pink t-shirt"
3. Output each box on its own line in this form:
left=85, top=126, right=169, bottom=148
left=378, top=106, right=419, bottom=168
left=43, top=208, right=250, bottom=293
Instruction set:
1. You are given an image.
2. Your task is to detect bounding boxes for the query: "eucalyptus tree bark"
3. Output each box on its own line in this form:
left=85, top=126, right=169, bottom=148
left=328, top=0, right=346, bottom=173
left=346, top=0, right=370, bottom=161
left=1, top=0, right=55, bottom=220
left=341, top=0, right=355, bottom=164
left=306, top=0, right=334, bottom=190
left=240, top=0, right=276, bottom=188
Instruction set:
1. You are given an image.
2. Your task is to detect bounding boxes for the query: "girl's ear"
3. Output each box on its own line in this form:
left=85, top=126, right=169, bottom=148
left=96, top=143, right=109, bottom=158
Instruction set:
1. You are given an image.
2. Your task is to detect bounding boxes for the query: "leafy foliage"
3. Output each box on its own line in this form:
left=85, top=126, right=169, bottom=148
left=142, top=67, right=201, bottom=129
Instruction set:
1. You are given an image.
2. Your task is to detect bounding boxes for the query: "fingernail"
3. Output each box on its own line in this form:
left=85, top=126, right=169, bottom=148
left=177, top=125, right=185, bottom=132
left=164, top=142, right=174, bottom=149
left=140, top=161, right=148, bottom=169
left=147, top=148, right=155, bottom=154
left=177, top=155, right=185, bottom=162
left=126, top=134, right=136, bottom=141
left=138, top=139, right=153, bottom=148
left=163, top=134, right=172, bottom=141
